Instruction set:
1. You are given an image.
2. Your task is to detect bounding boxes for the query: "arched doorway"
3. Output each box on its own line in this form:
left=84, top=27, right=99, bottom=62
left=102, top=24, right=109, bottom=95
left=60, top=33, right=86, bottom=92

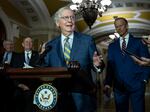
left=0, top=19, right=6, bottom=54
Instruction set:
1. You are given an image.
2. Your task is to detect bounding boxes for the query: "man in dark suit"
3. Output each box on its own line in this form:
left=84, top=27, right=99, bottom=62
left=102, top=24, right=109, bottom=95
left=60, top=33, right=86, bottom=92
left=14, top=37, right=40, bottom=112
left=0, top=40, right=18, bottom=112
left=44, top=6, right=105, bottom=112
left=104, top=17, right=150, bottom=112
left=0, top=40, right=18, bottom=66
left=18, top=37, right=40, bottom=68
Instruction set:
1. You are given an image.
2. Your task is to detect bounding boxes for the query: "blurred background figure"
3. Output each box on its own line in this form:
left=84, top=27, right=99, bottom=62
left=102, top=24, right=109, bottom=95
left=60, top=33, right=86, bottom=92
left=0, top=40, right=18, bottom=66
left=18, top=37, right=40, bottom=67
left=14, top=37, right=41, bottom=112
left=0, top=40, right=17, bottom=112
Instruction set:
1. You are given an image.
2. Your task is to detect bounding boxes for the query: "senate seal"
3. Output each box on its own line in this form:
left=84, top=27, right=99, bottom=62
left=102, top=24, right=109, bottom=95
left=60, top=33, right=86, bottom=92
left=34, top=84, right=58, bottom=111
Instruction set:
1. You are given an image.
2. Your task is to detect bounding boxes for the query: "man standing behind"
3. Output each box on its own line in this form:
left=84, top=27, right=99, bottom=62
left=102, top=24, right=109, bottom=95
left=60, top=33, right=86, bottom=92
left=0, top=40, right=18, bottom=66
left=44, top=6, right=104, bottom=112
left=104, top=17, right=150, bottom=112
left=18, top=37, right=40, bottom=68
left=0, top=40, right=18, bottom=112
left=15, top=37, right=40, bottom=112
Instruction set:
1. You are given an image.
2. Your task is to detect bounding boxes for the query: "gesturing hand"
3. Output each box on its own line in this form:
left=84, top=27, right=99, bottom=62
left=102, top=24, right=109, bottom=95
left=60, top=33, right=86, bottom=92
left=103, top=85, right=111, bottom=97
left=93, top=51, right=103, bottom=67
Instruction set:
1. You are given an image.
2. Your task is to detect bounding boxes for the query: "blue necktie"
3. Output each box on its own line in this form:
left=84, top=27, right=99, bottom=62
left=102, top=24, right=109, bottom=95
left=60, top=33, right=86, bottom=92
left=64, top=38, right=71, bottom=64
left=26, top=52, right=30, bottom=64
left=3, top=52, right=8, bottom=63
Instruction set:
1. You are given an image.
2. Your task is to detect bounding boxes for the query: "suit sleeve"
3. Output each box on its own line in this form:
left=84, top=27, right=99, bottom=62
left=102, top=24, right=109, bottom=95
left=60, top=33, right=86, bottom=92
left=138, top=40, right=150, bottom=81
left=88, top=37, right=105, bottom=73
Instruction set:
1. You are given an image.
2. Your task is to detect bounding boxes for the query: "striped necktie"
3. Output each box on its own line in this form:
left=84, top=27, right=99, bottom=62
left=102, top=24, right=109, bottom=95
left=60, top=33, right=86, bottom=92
left=122, top=38, right=126, bottom=55
left=64, top=37, right=71, bottom=64
left=26, top=52, right=30, bottom=64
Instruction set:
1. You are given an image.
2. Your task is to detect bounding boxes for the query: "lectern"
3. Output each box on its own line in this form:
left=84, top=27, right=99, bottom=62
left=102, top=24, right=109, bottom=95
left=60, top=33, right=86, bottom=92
left=3, top=67, right=71, bottom=112
left=5, top=67, right=71, bottom=79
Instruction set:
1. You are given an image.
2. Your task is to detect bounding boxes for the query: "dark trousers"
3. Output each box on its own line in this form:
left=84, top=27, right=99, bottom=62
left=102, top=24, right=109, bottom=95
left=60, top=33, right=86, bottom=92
left=14, top=88, right=33, bottom=112
left=114, top=86, right=145, bottom=112
left=0, top=74, right=16, bottom=112
left=54, top=92, right=75, bottom=112
left=71, top=92, right=97, bottom=112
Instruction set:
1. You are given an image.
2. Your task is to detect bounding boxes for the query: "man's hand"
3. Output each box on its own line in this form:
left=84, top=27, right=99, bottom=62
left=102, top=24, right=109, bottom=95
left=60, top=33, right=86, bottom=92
left=131, top=56, right=150, bottom=66
left=93, top=51, right=103, bottom=67
left=18, top=83, right=30, bottom=91
left=142, top=35, right=150, bottom=45
left=103, top=85, right=111, bottom=97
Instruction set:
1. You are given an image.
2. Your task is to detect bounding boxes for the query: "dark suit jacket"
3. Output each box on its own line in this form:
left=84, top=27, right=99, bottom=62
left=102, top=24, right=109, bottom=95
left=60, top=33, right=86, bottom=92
left=14, top=50, right=40, bottom=90
left=0, top=51, right=20, bottom=111
left=105, top=34, right=150, bottom=92
left=0, top=51, right=19, bottom=67
left=16, top=50, right=40, bottom=68
left=44, top=31, right=104, bottom=94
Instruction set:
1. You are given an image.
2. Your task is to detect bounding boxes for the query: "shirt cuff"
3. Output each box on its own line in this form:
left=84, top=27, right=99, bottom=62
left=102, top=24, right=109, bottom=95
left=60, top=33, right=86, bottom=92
left=143, top=80, right=148, bottom=84
left=94, top=65, right=101, bottom=73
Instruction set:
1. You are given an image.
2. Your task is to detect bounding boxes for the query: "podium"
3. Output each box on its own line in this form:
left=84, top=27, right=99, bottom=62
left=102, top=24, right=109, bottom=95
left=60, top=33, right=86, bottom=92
left=3, top=67, right=71, bottom=112
left=5, top=67, right=71, bottom=79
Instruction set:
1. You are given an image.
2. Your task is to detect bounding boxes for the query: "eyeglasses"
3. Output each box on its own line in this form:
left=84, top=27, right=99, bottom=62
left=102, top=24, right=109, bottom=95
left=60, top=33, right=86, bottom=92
left=60, top=16, right=75, bottom=21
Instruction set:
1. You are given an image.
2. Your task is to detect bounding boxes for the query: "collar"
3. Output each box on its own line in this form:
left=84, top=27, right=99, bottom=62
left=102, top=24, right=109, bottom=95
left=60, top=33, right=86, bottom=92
left=61, top=32, right=74, bottom=42
left=25, top=50, right=32, bottom=54
left=120, top=33, right=129, bottom=40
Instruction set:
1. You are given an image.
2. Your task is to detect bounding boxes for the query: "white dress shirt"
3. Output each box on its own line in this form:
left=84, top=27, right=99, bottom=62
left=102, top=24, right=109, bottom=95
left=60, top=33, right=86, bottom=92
left=120, top=33, right=129, bottom=49
left=61, top=33, right=74, bottom=52
left=3, top=52, right=12, bottom=64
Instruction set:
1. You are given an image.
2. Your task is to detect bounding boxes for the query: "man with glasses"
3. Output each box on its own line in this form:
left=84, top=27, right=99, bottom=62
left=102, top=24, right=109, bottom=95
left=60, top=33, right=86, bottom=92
left=14, top=37, right=40, bottom=112
left=0, top=40, right=18, bottom=112
left=44, top=6, right=105, bottom=112
left=0, top=40, right=17, bottom=66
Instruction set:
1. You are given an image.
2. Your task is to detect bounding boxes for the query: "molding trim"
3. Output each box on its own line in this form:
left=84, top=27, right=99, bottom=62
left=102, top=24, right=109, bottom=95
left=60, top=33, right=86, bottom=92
left=0, top=7, right=13, bottom=40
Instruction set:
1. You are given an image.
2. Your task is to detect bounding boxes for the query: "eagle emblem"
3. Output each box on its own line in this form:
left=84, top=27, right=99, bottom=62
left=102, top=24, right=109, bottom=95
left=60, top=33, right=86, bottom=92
left=34, top=84, right=57, bottom=111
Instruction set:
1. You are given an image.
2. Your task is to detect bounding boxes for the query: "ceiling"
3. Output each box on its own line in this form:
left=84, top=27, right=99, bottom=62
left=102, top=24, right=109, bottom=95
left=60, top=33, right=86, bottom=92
left=0, top=0, right=150, bottom=49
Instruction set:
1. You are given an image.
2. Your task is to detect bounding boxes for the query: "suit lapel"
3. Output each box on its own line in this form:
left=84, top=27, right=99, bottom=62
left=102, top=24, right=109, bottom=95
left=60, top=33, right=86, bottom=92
left=30, top=51, right=35, bottom=64
left=115, top=39, right=126, bottom=60
left=126, top=35, right=134, bottom=51
left=56, top=37, right=66, bottom=66
left=116, top=39, right=122, bottom=53
left=23, top=52, right=26, bottom=63
left=70, top=32, right=81, bottom=60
